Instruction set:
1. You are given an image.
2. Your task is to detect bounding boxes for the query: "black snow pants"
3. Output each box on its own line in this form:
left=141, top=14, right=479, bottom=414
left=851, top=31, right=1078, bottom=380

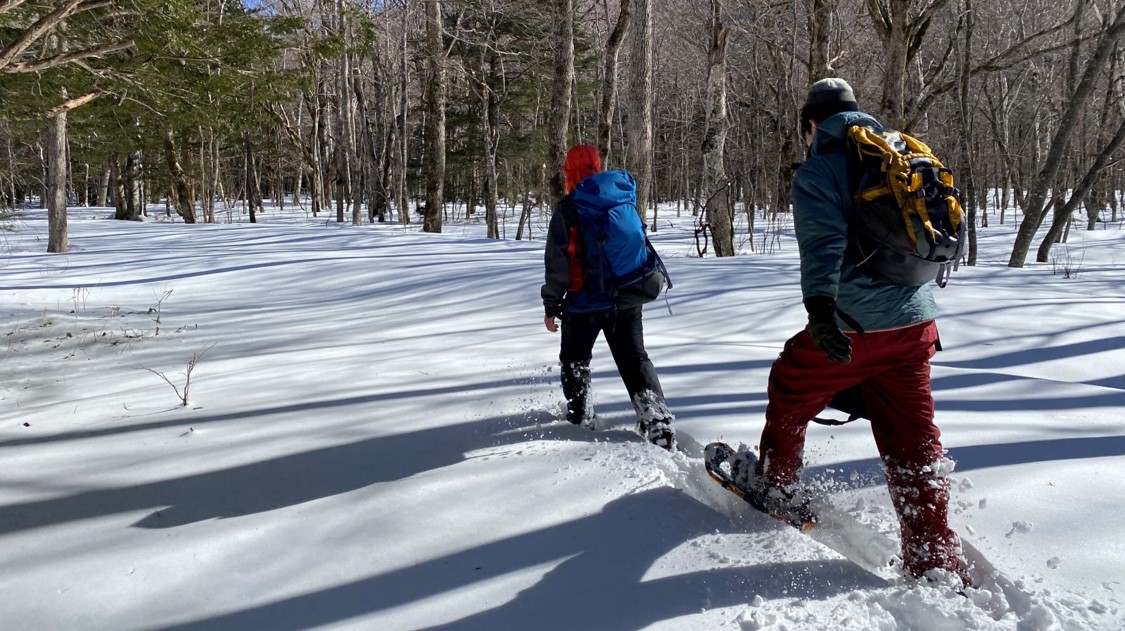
left=558, top=306, right=666, bottom=424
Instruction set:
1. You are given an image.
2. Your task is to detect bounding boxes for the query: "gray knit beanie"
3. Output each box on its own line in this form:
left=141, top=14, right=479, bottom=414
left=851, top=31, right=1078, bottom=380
left=804, top=78, right=857, bottom=108
left=801, top=78, right=859, bottom=132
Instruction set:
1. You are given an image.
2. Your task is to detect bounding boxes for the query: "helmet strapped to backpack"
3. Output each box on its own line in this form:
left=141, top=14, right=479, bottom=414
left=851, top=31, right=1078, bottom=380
left=846, top=124, right=967, bottom=287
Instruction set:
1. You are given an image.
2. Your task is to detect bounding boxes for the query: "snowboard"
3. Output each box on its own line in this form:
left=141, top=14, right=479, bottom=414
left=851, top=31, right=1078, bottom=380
left=704, top=441, right=817, bottom=532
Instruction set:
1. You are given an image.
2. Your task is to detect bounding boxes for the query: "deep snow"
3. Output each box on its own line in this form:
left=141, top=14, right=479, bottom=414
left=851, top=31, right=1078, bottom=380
left=1, top=200, right=1123, bottom=630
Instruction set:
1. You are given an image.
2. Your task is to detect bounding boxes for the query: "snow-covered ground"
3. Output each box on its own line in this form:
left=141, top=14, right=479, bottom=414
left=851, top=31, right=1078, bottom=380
left=1, top=200, right=1122, bottom=630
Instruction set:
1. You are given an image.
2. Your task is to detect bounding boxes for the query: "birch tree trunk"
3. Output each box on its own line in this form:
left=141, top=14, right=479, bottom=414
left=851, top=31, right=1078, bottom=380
left=423, top=0, right=446, bottom=233
left=597, top=0, right=631, bottom=163
left=702, top=1, right=733, bottom=257
left=547, top=0, right=575, bottom=204
left=626, top=0, right=653, bottom=225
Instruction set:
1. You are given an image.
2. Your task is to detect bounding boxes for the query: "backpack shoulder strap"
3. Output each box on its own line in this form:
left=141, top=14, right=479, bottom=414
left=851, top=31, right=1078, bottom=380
left=645, top=235, right=672, bottom=290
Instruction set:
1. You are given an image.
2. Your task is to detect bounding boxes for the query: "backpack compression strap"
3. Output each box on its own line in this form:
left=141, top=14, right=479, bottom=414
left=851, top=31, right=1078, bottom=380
left=848, top=126, right=963, bottom=252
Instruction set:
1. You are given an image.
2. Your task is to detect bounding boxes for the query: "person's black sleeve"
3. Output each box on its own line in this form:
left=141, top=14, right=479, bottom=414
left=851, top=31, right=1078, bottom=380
left=541, top=201, right=571, bottom=318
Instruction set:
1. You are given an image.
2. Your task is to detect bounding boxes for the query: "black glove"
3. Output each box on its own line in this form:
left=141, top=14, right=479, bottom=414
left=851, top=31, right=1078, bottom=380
left=804, top=296, right=852, bottom=364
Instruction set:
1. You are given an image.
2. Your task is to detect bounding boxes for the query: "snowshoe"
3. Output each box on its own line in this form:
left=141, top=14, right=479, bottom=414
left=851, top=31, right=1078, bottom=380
left=704, top=441, right=817, bottom=531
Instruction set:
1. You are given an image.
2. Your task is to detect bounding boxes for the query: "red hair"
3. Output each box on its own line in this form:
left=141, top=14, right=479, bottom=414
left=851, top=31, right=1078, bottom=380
left=563, top=145, right=602, bottom=194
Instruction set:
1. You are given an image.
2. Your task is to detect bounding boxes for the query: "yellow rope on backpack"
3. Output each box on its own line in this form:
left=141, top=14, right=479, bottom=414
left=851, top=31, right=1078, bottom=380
left=848, top=126, right=963, bottom=250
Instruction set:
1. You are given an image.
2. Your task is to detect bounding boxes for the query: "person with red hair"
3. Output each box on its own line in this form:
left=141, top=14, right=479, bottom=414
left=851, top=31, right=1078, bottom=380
left=540, top=145, right=675, bottom=450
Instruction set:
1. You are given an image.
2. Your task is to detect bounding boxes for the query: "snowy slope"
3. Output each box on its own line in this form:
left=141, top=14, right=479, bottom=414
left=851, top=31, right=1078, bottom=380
left=1, top=202, right=1122, bottom=630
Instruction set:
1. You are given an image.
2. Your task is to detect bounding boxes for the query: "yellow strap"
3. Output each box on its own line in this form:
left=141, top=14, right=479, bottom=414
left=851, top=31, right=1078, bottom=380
left=849, top=125, right=969, bottom=249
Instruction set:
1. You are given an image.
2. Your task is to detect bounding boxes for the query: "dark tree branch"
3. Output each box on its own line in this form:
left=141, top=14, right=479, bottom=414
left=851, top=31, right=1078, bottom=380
left=0, top=0, right=116, bottom=71
left=45, top=89, right=103, bottom=116
left=3, top=40, right=133, bottom=73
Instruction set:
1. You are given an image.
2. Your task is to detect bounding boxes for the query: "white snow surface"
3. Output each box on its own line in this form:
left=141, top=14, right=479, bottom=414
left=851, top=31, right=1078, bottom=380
left=1, top=201, right=1123, bottom=631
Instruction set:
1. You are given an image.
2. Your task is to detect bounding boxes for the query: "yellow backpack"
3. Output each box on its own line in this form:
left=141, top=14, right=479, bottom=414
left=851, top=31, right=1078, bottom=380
left=846, top=124, right=967, bottom=287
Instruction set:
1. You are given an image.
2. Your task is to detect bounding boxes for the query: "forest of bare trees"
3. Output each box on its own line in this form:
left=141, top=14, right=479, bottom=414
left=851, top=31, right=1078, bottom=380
left=2, top=0, right=1124, bottom=266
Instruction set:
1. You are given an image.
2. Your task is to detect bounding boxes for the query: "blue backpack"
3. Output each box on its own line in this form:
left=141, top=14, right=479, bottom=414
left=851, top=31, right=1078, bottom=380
left=568, top=170, right=671, bottom=310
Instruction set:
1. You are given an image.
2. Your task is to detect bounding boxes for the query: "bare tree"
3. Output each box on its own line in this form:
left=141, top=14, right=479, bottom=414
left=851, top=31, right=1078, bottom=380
left=864, top=0, right=951, bottom=129
left=547, top=0, right=575, bottom=204
left=702, top=0, right=733, bottom=256
left=955, top=0, right=977, bottom=264
left=806, top=0, right=834, bottom=79
left=1036, top=117, right=1125, bottom=261
left=1010, top=2, right=1125, bottom=267
left=626, top=0, right=653, bottom=225
left=423, top=0, right=446, bottom=232
left=597, top=0, right=631, bottom=163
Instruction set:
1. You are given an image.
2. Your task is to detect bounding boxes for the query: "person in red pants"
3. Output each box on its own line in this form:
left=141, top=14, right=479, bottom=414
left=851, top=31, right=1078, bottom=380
left=750, top=79, right=960, bottom=580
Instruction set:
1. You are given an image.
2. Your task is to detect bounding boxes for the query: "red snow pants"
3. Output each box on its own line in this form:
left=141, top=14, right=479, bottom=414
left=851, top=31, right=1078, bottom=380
left=758, top=320, right=960, bottom=578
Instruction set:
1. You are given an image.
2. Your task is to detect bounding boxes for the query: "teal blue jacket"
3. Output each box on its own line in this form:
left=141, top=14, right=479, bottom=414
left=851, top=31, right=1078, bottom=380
left=794, top=111, right=938, bottom=332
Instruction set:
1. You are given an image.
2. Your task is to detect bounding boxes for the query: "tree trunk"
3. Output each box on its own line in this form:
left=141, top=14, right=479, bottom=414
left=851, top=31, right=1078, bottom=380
left=702, top=1, right=733, bottom=257
left=118, top=150, right=143, bottom=221
left=244, top=133, right=264, bottom=223
left=163, top=129, right=197, bottom=223
left=207, top=130, right=220, bottom=222
left=423, top=0, right=446, bottom=232
left=865, top=0, right=949, bottom=129
left=955, top=0, right=976, bottom=265
left=547, top=0, right=575, bottom=204
left=97, top=162, right=110, bottom=207
left=196, top=132, right=212, bottom=221
left=481, top=49, right=501, bottom=239
left=868, top=0, right=908, bottom=127
left=398, top=0, right=411, bottom=225
left=46, top=110, right=67, bottom=252
left=316, top=73, right=334, bottom=217
left=110, top=154, right=125, bottom=218
left=1036, top=117, right=1125, bottom=261
left=333, top=9, right=359, bottom=225
left=806, top=0, right=833, bottom=79
left=626, top=0, right=653, bottom=225
left=597, top=0, right=631, bottom=163
left=367, top=44, right=390, bottom=223
left=1010, top=3, right=1125, bottom=267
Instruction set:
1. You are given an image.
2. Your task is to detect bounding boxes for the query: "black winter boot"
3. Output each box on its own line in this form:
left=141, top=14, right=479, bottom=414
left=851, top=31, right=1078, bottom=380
left=561, top=360, right=593, bottom=426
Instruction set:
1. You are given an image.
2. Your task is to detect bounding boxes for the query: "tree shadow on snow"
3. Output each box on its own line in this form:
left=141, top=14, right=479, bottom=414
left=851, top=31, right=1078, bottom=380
left=803, top=434, right=1125, bottom=492
left=0, top=405, right=600, bottom=534
left=148, top=488, right=886, bottom=631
